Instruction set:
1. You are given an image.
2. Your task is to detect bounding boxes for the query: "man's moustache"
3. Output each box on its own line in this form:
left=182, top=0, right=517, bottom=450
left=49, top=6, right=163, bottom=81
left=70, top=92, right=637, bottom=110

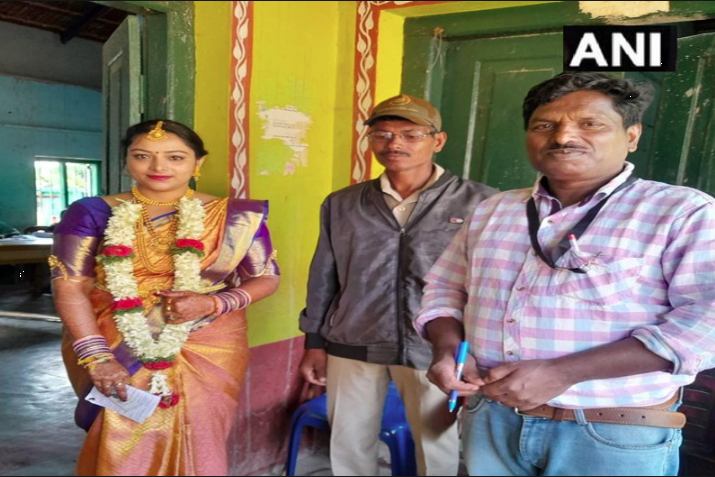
left=549, top=143, right=586, bottom=150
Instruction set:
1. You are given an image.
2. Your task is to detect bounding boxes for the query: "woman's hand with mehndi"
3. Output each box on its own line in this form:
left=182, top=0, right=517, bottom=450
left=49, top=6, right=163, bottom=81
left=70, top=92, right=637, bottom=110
left=89, top=359, right=131, bottom=401
left=159, top=291, right=215, bottom=323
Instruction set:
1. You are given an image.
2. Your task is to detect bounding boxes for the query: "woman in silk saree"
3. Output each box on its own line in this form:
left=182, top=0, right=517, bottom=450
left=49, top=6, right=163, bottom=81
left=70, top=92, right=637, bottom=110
left=50, top=120, right=280, bottom=476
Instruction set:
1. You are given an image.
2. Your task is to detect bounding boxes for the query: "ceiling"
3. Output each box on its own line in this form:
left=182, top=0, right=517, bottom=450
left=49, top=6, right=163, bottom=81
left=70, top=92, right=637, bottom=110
left=0, top=1, right=129, bottom=43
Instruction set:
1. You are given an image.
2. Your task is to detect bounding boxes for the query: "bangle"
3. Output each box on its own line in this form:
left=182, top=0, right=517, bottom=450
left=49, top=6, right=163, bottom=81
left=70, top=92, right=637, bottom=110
left=78, top=353, right=115, bottom=370
left=213, top=288, right=253, bottom=315
left=211, top=295, right=221, bottom=317
left=73, top=335, right=113, bottom=364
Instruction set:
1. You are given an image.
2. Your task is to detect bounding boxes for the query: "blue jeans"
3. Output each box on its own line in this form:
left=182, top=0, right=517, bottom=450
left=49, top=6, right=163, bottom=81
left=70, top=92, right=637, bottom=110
left=462, top=393, right=682, bottom=476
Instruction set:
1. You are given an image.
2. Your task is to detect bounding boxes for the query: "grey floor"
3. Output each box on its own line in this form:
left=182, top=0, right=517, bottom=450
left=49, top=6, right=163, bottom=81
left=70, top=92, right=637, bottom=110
left=0, top=284, right=81, bottom=476
left=0, top=283, right=390, bottom=476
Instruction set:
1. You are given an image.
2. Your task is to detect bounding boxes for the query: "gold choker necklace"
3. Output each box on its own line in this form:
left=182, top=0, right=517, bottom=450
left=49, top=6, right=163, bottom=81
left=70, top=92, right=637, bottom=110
left=131, top=186, right=194, bottom=206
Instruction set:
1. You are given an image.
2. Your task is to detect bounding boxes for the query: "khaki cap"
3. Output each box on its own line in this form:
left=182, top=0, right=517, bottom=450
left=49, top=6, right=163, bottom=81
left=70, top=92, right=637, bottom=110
left=365, top=94, right=442, bottom=131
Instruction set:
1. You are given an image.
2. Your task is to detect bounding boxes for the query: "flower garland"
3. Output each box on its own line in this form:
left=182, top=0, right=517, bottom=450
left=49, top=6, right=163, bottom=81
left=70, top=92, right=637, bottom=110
left=98, top=195, right=206, bottom=407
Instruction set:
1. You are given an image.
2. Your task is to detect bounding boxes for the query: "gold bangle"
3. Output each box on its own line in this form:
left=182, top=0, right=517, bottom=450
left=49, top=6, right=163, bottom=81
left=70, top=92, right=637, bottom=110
left=78, top=353, right=115, bottom=368
left=85, top=357, right=115, bottom=372
left=211, top=295, right=221, bottom=316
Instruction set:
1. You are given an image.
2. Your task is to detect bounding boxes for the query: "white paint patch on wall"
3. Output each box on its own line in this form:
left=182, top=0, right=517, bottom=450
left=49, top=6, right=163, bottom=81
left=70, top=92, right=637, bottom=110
left=257, top=103, right=312, bottom=176
left=579, top=1, right=670, bottom=19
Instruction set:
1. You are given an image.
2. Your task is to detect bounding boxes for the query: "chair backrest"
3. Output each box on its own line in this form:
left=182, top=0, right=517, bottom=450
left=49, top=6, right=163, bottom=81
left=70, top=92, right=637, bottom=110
left=382, top=382, right=409, bottom=428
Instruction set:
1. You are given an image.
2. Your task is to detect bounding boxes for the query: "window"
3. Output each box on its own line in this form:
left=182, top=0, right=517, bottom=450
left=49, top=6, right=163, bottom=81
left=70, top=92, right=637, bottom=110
left=34, top=157, right=101, bottom=226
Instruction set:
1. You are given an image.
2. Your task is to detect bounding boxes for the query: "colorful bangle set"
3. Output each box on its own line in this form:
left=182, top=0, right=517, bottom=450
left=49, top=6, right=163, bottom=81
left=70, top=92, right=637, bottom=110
left=73, top=334, right=115, bottom=370
left=212, top=288, right=253, bottom=316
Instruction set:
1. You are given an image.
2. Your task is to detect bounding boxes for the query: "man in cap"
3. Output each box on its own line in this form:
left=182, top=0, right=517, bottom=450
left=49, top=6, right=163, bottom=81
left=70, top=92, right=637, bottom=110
left=298, top=94, right=495, bottom=475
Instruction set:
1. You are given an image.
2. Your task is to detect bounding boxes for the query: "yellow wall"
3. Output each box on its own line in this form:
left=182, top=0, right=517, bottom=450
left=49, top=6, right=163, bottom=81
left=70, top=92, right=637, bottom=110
left=195, top=1, right=353, bottom=346
left=195, top=1, right=232, bottom=197
left=370, top=10, right=405, bottom=179
left=193, top=1, right=562, bottom=346
left=247, top=1, right=353, bottom=346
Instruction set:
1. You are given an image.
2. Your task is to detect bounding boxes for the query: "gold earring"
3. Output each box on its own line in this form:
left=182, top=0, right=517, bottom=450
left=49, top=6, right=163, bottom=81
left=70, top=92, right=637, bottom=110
left=192, top=166, right=202, bottom=181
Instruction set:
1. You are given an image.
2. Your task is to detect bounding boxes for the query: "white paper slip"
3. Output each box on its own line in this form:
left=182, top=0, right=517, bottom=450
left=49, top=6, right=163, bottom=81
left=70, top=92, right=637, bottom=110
left=85, top=385, right=161, bottom=423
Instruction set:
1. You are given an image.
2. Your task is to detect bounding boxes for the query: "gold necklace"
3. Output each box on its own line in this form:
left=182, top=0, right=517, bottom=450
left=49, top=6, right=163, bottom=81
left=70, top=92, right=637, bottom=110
left=131, top=197, right=180, bottom=274
left=134, top=215, right=177, bottom=274
left=138, top=203, right=178, bottom=246
left=131, top=186, right=194, bottom=206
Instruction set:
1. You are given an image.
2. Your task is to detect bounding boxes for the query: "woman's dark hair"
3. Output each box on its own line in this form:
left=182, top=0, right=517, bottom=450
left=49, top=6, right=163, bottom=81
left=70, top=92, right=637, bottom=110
left=120, top=119, right=209, bottom=160
left=522, top=72, right=655, bottom=130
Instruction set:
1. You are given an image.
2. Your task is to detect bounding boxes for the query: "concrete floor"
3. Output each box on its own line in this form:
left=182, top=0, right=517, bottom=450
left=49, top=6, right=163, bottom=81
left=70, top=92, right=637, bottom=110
left=0, top=285, right=389, bottom=476
left=0, top=284, right=81, bottom=476
left=0, top=317, right=81, bottom=476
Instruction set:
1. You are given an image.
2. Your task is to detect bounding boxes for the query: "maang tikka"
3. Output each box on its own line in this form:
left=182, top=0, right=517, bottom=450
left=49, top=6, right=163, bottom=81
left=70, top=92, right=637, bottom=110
left=146, top=121, right=168, bottom=141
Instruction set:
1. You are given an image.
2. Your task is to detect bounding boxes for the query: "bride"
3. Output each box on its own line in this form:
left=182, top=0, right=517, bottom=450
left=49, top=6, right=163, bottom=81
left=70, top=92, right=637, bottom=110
left=50, top=119, right=280, bottom=476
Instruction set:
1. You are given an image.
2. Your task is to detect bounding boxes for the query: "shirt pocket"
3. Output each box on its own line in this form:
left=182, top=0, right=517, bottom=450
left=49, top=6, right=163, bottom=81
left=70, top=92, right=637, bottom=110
left=547, top=253, right=643, bottom=306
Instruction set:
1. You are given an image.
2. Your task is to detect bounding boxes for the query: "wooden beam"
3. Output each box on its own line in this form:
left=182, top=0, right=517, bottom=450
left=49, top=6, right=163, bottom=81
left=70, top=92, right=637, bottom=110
left=60, top=4, right=108, bottom=43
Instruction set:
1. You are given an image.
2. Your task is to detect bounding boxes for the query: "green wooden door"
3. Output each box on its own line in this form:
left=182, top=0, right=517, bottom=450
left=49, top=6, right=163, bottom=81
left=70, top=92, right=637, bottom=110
left=403, top=2, right=715, bottom=194
left=650, top=33, right=715, bottom=195
left=428, top=34, right=669, bottom=192
left=102, top=15, right=141, bottom=195
left=436, top=33, right=563, bottom=191
left=411, top=29, right=713, bottom=194
left=99, top=2, right=195, bottom=195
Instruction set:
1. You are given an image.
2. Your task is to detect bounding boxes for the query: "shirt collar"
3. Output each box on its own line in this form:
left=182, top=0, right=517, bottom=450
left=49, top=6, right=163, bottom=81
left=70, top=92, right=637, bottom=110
left=530, top=161, right=636, bottom=206
left=379, top=164, right=445, bottom=202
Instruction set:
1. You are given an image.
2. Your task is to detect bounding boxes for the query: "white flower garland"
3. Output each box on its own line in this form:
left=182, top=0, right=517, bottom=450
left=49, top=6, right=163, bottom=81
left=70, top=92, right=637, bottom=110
left=101, top=197, right=206, bottom=363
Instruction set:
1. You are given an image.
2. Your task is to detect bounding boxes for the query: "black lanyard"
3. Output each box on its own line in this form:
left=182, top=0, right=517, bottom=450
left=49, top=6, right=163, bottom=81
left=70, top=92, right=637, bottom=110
left=526, top=176, right=638, bottom=274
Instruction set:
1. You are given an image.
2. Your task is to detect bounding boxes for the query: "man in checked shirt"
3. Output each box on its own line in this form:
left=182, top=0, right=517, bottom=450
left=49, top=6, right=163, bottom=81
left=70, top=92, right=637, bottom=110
left=416, top=72, right=715, bottom=476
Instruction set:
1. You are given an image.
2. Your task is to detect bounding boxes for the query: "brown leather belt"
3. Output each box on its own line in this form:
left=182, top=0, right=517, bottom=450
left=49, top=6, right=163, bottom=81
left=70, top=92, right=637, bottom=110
left=515, top=394, right=686, bottom=429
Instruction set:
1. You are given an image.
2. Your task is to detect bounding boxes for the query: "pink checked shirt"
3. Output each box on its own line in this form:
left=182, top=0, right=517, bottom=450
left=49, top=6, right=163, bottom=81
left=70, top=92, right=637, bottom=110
left=416, top=163, right=715, bottom=408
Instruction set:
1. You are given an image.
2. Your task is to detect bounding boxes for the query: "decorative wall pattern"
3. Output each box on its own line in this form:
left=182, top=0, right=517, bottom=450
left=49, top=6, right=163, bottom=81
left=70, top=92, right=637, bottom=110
left=229, top=1, right=253, bottom=198
left=351, top=1, right=415, bottom=184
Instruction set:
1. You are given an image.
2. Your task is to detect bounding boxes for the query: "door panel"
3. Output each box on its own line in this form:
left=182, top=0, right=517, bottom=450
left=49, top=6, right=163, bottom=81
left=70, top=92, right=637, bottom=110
left=650, top=33, right=715, bottom=195
left=438, top=33, right=562, bottom=191
left=622, top=71, right=664, bottom=174
left=651, top=33, right=715, bottom=477
left=102, top=16, right=141, bottom=195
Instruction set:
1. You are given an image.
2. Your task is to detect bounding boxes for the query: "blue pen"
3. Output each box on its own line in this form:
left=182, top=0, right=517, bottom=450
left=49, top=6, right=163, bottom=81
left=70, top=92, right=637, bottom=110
left=448, top=341, right=470, bottom=412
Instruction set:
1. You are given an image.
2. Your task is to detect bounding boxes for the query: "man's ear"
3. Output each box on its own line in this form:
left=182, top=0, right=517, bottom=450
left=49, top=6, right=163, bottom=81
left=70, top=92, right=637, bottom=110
left=433, top=131, right=448, bottom=153
left=626, top=124, right=642, bottom=152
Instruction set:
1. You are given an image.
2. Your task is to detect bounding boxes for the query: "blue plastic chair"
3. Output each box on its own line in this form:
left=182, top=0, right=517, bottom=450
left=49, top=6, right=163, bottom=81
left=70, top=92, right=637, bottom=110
left=285, top=382, right=417, bottom=476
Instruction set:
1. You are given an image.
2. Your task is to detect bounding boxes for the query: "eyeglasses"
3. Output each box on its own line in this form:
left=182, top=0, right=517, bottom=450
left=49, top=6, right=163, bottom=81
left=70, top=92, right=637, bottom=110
left=367, top=131, right=436, bottom=143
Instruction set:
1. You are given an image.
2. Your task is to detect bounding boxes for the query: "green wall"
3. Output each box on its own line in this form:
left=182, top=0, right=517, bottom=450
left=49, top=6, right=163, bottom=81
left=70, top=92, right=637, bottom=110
left=0, top=75, right=101, bottom=231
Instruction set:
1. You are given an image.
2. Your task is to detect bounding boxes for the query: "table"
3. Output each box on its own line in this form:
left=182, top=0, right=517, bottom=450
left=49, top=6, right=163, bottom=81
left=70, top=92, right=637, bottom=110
left=0, top=237, right=53, bottom=296
left=0, top=237, right=53, bottom=265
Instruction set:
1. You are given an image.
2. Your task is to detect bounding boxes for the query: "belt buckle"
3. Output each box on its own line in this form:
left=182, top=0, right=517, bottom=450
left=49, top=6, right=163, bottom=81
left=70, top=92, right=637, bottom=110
left=512, top=407, right=554, bottom=421
left=514, top=407, right=545, bottom=418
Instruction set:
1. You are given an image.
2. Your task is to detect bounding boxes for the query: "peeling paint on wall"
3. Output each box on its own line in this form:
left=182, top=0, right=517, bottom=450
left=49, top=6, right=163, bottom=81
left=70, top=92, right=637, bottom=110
left=257, top=103, right=312, bottom=176
left=684, top=87, right=699, bottom=98
left=579, top=1, right=669, bottom=19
